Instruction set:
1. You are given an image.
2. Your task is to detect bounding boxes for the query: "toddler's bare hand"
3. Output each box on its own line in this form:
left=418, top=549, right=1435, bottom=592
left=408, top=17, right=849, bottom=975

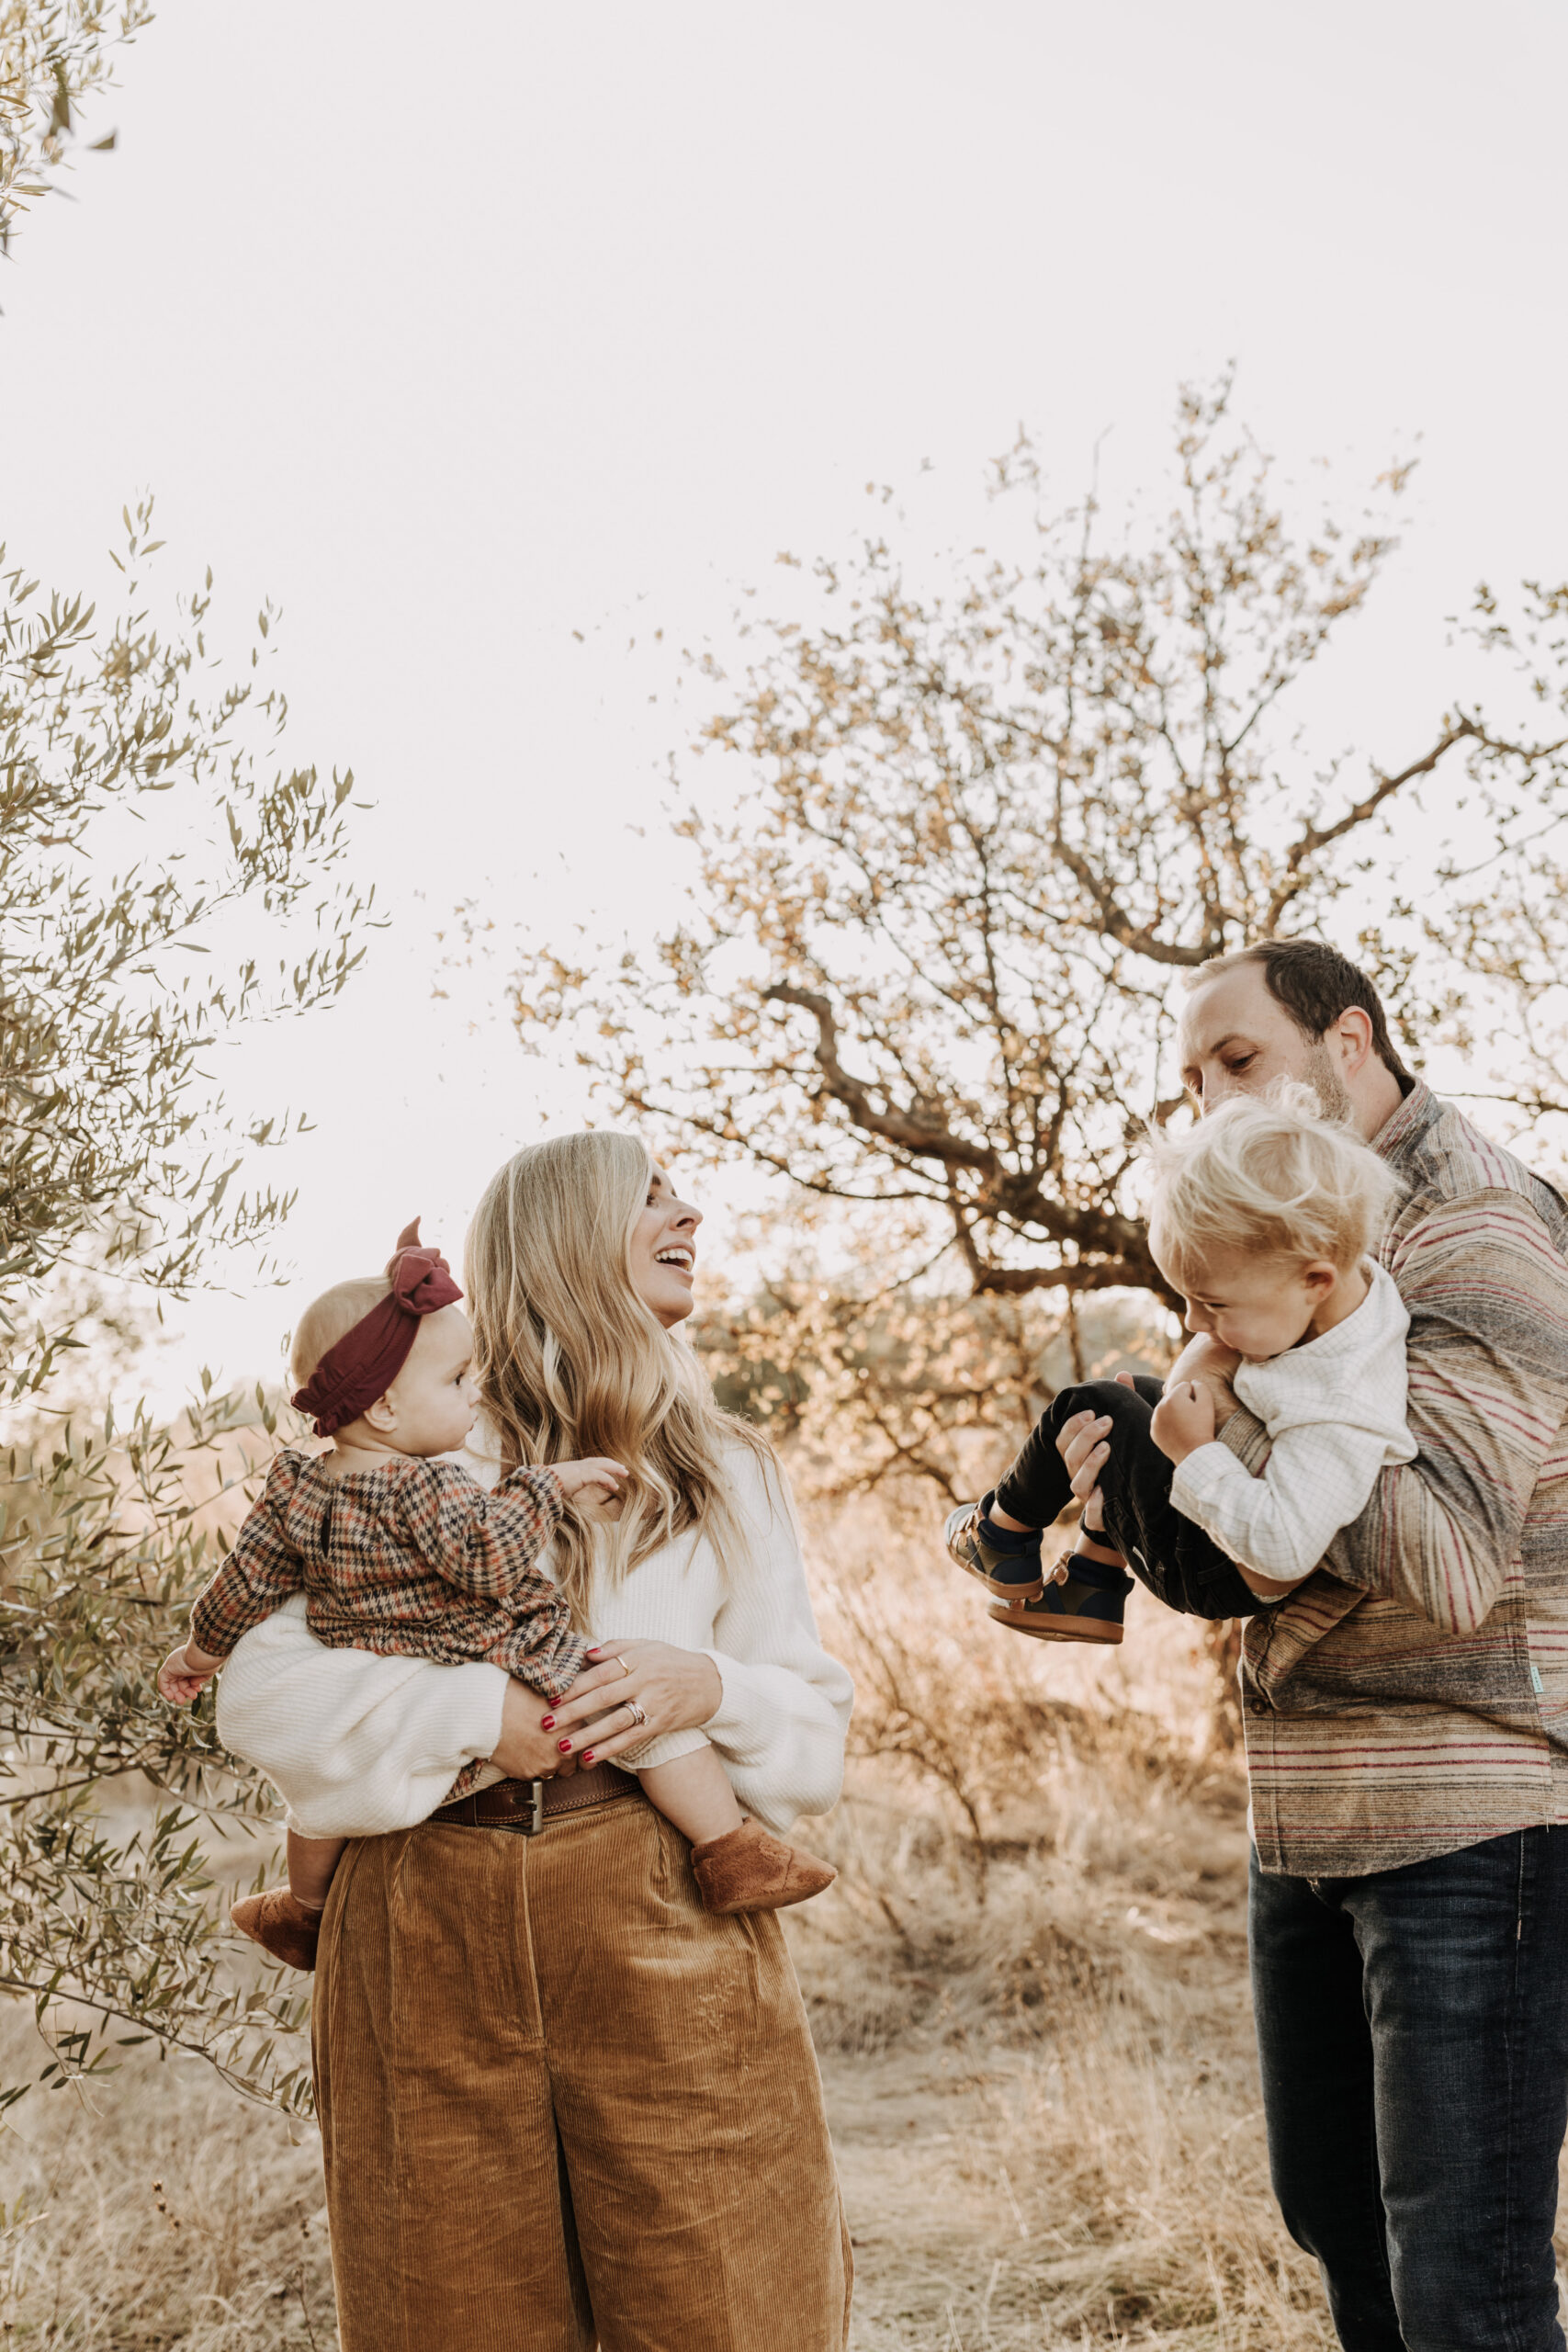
left=1167, top=1334, right=1242, bottom=1422
left=156, top=1645, right=215, bottom=1707
left=553, top=1457, right=628, bottom=1502
left=1150, top=1380, right=1216, bottom=1465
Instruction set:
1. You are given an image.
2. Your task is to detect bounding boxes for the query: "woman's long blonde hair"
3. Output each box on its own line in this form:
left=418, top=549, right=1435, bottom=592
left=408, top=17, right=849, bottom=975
left=464, top=1130, right=772, bottom=1627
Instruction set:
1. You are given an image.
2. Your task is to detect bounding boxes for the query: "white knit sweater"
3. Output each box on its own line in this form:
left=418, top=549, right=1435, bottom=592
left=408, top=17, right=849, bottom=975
left=216, top=1438, right=853, bottom=1839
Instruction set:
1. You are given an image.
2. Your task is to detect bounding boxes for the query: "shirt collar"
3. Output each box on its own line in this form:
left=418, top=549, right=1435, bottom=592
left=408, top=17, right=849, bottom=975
left=1369, top=1075, right=1438, bottom=1165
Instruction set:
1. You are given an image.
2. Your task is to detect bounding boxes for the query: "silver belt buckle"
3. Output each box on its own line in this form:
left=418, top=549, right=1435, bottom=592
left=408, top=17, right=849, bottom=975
left=525, top=1777, right=546, bottom=1836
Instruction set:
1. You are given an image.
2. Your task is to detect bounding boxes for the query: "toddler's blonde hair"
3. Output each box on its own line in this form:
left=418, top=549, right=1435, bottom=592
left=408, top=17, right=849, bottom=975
left=1146, top=1084, right=1403, bottom=1286
left=288, top=1277, right=392, bottom=1390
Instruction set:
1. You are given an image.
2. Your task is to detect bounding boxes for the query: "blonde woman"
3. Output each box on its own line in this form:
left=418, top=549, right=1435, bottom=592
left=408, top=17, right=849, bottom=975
left=217, top=1134, right=855, bottom=2352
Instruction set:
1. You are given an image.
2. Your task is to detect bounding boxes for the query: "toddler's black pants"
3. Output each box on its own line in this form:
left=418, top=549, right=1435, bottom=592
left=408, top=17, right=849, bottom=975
left=992, top=1376, right=1259, bottom=1621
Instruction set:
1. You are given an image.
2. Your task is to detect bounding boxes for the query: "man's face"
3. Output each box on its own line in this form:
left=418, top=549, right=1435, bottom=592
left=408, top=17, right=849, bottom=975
left=1177, top=964, right=1351, bottom=1122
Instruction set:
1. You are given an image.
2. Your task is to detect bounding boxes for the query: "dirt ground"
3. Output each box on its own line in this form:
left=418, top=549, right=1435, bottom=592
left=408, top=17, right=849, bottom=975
left=0, top=1773, right=1337, bottom=2351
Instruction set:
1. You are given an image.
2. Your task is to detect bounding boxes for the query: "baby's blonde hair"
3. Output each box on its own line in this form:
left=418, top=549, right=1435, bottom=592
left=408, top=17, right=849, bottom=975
left=1146, top=1084, right=1403, bottom=1286
left=288, top=1276, right=391, bottom=1390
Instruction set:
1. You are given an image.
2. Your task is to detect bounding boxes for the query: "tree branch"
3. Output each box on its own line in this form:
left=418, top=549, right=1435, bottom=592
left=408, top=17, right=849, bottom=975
left=1266, top=723, right=1479, bottom=930
left=765, top=983, right=1159, bottom=1269
left=1048, top=833, right=1227, bottom=967
left=972, top=1257, right=1172, bottom=1302
left=764, top=985, right=997, bottom=1169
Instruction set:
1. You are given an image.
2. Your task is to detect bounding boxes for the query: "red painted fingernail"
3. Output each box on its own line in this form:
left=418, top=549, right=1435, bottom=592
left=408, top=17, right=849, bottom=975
left=540, top=1715, right=555, bottom=1730
left=586, top=1646, right=604, bottom=1657
left=581, top=1751, right=596, bottom=1766
left=557, top=1739, right=572, bottom=1753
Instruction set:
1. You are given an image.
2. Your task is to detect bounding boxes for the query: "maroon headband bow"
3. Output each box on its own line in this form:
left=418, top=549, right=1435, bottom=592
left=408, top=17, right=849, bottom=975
left=291, top=1219, right=464, bottom=1438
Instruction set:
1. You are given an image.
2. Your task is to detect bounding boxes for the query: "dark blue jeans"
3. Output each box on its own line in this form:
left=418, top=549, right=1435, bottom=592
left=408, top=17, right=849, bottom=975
left=1250, top=1829, right=1568, bottom=2350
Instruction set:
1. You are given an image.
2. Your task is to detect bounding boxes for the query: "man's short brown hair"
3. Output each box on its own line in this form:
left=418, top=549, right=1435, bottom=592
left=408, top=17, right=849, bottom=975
left=1191, top=939, right=1414, bottom=1085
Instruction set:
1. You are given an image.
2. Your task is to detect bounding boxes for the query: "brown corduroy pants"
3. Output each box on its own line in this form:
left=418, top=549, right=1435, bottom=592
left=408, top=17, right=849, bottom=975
left=312, top=1788, right=852, bottom=2352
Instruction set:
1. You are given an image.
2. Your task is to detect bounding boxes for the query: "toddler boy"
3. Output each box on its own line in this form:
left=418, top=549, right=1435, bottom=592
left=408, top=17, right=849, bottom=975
left=945, top=1091, right=1415, bottom=1638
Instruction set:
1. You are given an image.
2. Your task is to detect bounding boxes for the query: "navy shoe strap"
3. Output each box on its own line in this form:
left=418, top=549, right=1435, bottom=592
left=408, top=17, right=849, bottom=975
left=1062, top=1552, right=1134, bottom=1597
left=976, top=1491, right=1043, bottom=1555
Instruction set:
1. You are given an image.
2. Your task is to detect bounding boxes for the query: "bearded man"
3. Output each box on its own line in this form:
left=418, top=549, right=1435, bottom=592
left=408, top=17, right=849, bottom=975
left=1041, top=942, right=1568, bottom=2352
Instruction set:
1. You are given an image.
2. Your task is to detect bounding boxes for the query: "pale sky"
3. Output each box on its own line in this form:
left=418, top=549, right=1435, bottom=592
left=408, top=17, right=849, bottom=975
left=6, top=0, right=1566, bottom=1398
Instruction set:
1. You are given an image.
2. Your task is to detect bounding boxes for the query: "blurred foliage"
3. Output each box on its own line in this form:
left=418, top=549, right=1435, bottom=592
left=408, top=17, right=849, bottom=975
left=0, top=0, right=148, bottom=251
left=508, top=377, right=1568, bottom=1311
left=0, top=504, right=371, bottom=2113
left=694, top=1246, right=1167, bottom=1507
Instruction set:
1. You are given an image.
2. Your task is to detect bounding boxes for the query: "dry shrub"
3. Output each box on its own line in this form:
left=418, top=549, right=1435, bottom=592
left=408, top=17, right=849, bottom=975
left=0, top=2007, right=332, bottom=2349
left=817, top=1987, right=1339, bottom=2350
left=902, top=1996, right=1337, bottom=2349
left=806, top=1486, right=1241, bottom=1851
left=778, top=1487, right=1342, bottom=2346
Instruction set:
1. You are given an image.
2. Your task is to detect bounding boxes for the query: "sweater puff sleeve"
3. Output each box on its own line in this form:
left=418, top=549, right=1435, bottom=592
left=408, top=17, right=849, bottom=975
left=697, top=1449, right=854, bottom=1830
left=215, top=1596, right=512, bottom=1839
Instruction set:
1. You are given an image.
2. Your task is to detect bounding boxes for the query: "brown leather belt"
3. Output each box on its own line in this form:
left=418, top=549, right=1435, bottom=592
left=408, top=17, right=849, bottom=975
left=431, top=1763, right=646, bottom=1837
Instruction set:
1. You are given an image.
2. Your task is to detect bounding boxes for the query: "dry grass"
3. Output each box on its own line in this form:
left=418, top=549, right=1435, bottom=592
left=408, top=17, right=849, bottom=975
left=0, top=1508, right=1352, bottom=2347
left=784, top=1516, right=1336, bottom=2348
left=0, top=2036, right=332, bottom=2348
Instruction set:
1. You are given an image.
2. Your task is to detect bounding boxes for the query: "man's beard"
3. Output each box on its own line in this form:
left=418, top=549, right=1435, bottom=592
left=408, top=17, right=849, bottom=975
left=1302, top=1041, right=1354, bottom=1125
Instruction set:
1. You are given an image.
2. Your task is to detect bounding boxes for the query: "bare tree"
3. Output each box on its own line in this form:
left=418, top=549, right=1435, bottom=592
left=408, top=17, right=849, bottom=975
left=510, top=381, right=1568, bottom=1309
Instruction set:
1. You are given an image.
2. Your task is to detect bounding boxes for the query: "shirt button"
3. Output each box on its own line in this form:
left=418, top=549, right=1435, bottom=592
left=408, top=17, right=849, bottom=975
left=1247, top=1695, right=1270, bottom=1716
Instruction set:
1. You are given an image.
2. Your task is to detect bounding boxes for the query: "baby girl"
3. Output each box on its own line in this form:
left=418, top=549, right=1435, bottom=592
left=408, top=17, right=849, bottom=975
left=159, top=1223, right=832, bottom=1968
left=945, top=1089, right=1415, bottom=1634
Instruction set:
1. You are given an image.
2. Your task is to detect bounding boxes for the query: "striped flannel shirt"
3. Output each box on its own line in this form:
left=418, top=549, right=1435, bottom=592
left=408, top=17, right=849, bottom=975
left=1229, top=1080, right=1568, bottom=1877
left=189, top=1449, right=587, bottom=1704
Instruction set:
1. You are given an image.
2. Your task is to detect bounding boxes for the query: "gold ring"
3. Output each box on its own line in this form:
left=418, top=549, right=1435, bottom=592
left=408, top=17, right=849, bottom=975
left=626, top=1701, right=647, bottom=1726
left=615, top=1655, right=630, bottom=1673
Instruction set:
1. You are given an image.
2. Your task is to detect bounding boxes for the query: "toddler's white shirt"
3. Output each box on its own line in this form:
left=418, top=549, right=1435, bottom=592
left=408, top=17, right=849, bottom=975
left=1168, top=1261, right=1416, bottom=1585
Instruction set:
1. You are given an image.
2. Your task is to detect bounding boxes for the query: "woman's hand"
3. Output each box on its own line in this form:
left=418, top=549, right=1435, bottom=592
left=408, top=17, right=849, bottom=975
left=489, top=1677, right=579, bottom=1781
left=541, top=1639, right=723, bottom=1767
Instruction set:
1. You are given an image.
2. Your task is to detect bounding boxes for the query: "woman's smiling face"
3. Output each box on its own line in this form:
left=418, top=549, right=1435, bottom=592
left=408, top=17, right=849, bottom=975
left=629, top=1164, right=702, bottom=1328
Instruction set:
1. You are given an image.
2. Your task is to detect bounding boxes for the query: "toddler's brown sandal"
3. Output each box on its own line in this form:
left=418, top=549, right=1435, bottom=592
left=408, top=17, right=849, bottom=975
left=988, top=1553, right=1134, bottom=1644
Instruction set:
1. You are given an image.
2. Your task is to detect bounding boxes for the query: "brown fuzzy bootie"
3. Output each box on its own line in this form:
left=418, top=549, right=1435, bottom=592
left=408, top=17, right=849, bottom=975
left=230, top=1887, right=321, bottom=1972
left=690, top=1819, right=837, bottom=1915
